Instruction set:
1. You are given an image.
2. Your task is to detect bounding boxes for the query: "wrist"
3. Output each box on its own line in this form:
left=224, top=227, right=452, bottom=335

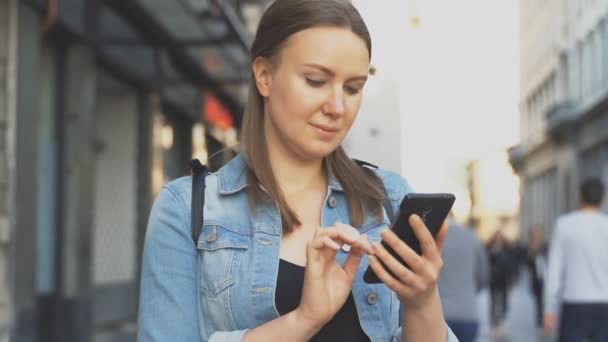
left=401, top=289, right=447, bottom=342
left=400, top=286, right=441, bottom=311
left=401, top=287, right=444, bottom=324
left=291, top=308, right=324, bottom=339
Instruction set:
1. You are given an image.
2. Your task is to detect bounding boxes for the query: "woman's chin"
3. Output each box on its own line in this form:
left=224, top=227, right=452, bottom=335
left=298, top=142, right=340, bottom=161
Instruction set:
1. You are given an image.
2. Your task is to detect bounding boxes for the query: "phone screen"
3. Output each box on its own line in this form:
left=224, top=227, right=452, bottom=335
left=363, top=193, right=455, bottom=284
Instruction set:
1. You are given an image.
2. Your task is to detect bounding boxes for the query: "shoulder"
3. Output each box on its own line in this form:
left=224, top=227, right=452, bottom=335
left=371, top=168, right=413, bottom=216
left=553, top=212, right=579, bottom=238
left=372, top=168, right=413, bottom=196
left=160, top=172, right=223, bottom=217
left=162, top=176, right=193, bottom=210
left=166, top=170, right=251, bottom=234
left=556, top=211, right=582, bottom=227
left=555, top=212, right=572, bottom=227
left=597, top=212, right=608, bottom=222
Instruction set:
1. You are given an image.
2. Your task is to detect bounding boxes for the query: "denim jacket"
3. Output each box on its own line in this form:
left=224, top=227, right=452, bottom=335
left=138, top=154, right=458, bottom=342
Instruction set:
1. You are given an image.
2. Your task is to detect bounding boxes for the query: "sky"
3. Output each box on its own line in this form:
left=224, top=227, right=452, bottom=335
left=352, top=0, right=521, bottom=218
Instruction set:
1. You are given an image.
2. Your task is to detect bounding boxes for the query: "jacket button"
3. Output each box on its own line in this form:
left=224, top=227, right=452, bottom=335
left=328, top=196, right=337, bottom=208
left=207, top=225, right=217, bottom=243
left=367, top=293, right=378, bottom=305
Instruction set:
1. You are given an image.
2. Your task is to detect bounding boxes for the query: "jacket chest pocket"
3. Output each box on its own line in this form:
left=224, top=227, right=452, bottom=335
left=197, top=224, right=250, bottom=298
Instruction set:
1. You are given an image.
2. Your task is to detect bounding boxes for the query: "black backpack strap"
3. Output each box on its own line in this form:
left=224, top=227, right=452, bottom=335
left=352, top=159, right=395, bottom=223
left=190, top=159, right=208, bottom=246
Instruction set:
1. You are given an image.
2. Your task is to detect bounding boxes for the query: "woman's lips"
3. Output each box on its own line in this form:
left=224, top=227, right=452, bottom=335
left=310, top=123, right=340, bottom=139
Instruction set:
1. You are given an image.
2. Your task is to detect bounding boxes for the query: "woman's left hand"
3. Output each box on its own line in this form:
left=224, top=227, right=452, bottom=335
left=368, top=214, right=448, bottom=309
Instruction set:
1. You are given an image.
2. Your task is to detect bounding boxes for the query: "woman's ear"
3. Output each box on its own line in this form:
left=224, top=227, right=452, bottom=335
left=252, top=57, right=272, bottom=97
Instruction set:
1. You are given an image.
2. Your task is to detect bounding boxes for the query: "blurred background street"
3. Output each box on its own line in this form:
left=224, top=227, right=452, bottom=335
left=1, top=0, right=608, bottom=341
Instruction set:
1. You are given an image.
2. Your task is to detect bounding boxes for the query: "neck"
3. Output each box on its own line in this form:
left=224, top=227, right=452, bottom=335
left=580, top=204, right=601, bottom=212
left=265, top=130, right=327, bottom=198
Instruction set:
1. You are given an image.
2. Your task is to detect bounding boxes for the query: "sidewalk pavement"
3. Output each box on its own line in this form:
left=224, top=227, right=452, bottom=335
left=475, top=269, right=555, bottom=342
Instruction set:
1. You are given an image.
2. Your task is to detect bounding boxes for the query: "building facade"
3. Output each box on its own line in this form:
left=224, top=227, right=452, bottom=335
left=511, top=0, right=608, bottom=238
left=0, top=0, right=267, bottom=341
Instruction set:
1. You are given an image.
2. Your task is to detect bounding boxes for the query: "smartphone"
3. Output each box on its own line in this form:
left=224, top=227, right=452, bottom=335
left=363, top=193, right=455, bottom=284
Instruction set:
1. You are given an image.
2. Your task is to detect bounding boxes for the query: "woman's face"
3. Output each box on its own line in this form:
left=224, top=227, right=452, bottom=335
left=254, top=26, right=370, bottom=161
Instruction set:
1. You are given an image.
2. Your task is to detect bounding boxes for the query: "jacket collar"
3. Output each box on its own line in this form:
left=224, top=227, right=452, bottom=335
left=218, top=153, right=249, bottom=195
left=217, top=153, right=345, bottom=195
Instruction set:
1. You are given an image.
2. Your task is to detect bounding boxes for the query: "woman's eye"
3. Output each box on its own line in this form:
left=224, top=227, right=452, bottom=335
left=345, top=86, right=362, bottom=95
left=306, top=78, right=325, bottom=87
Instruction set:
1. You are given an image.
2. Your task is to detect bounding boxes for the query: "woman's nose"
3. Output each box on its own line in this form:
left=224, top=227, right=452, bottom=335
left=323, top=88, right=345, bottom=116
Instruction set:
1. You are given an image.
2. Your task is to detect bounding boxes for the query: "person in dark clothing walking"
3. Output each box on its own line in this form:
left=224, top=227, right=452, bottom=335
left=524, top=224, right=547, bottom=328
left=487, top=230, right=510, bottom=329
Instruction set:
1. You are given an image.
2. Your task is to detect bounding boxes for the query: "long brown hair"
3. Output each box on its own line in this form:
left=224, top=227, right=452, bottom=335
left=241, top=0, right=385, bottom=232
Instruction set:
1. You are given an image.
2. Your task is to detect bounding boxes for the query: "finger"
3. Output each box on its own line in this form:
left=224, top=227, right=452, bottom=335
left=315, top=225, right=360, bottom=247
left=380, top=229, right=424, bottom=272
left=368, top=255, right=414, bottom=297
left=310, top=226, right=342, bottom=250
left=409, top=214, right=439, bottom=258
left=372, top=243, right=421, bottom=287
left=435, top=220, right=449, bottom=252
left=333, top=222, right=361, bottom=245
left=310, top=235, right=340, bottom=251
left=343, top=235, right=369, bottom=279
left=348, top=233, right=373, bottom=256
left=308, top=235, right=340, bottom=266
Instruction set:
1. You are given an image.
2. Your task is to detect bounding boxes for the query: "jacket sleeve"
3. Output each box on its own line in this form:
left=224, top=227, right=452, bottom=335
left=137, top=186, right=251, bottom=342
left=137, top=187, right=202, bottom=341
left=391, top=323, right=460, bottom=342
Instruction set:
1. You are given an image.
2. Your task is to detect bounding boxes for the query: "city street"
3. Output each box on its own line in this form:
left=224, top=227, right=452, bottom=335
left=476, top=269, right=553, bottom=342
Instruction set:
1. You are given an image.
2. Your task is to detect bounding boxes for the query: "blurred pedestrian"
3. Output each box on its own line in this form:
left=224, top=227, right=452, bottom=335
left=438, top=212, right=489, bottom=342
left=544, top=177, right=608, bottom=342
left=137, top=1, right=459, bottom=341
left=487, top=229, right=511, bottom=330
left=524, top=224, right=547, bottom=329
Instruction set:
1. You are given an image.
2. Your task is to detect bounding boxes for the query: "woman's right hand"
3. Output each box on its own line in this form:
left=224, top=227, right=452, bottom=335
left=295, top=223, right=373, bottom=329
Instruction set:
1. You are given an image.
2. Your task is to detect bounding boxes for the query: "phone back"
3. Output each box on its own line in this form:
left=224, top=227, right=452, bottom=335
left=392, top=193, right=455, bottom=255
left=363, top=193, right=455, bottom=283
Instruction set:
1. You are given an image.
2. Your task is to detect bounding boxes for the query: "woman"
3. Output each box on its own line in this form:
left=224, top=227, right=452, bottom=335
left=138, top=1, right=457, bottom=341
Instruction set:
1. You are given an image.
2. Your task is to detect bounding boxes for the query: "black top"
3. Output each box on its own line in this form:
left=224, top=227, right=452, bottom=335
left=275, top=259, right=370, bottom=342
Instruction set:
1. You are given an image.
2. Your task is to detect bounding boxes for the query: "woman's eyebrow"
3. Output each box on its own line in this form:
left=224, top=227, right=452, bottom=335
left=303, top=63, right=368, bottom=82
